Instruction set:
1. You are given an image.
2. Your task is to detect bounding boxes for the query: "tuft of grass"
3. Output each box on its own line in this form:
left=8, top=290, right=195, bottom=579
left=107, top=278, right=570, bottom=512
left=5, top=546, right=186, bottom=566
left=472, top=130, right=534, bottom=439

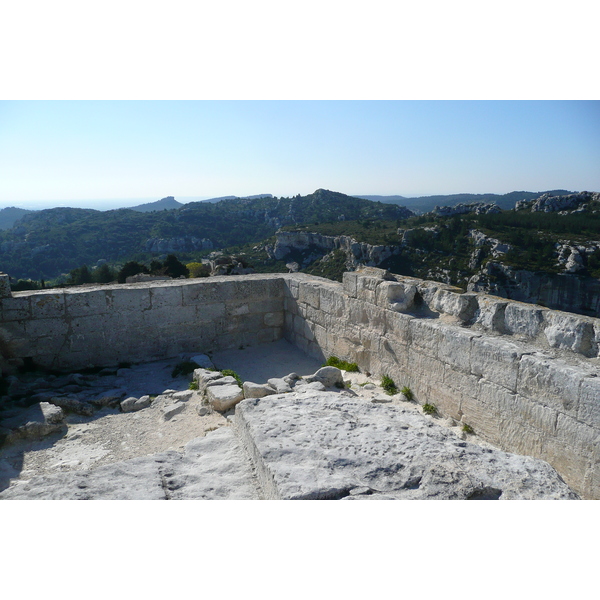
left=171, top=360, right=199, bottom=378
left=324, top=356, right=359, bottom=372
left=462, top=423, right=474, bottom=434
left=401, top=386, right=414, bottom=401
left=188, top=380, right=199, bottom=390
left=381, top=375, right=398, bottom=395
left=422, top=403, right=437, bottom=416
left=222, top=369, right=243, bottom=387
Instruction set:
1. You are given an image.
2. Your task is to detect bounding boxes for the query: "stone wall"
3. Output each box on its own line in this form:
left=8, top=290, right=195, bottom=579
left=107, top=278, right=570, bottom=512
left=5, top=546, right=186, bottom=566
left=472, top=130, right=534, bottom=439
left=0, top=275, right=284, bottom=371
left=1, top=270, right=598, bottom=498
left=283, top=269, right=600, bottom=500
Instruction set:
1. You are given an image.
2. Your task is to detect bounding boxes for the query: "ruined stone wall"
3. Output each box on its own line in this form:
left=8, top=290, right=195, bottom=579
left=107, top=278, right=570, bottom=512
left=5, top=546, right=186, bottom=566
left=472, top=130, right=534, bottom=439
left=1, top=271, right=598, bottom=498
left=283, top=270, right=600, bottom=499
left=0, top=275, right=284, bottom=371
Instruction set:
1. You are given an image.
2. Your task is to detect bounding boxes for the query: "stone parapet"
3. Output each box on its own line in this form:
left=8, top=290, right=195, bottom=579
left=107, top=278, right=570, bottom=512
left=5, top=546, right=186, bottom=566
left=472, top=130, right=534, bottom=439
left=1, top=270, right=599, bottom=497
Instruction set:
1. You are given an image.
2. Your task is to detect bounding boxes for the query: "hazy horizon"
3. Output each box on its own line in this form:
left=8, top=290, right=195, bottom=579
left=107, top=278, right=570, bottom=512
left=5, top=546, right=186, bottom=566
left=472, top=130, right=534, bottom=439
left=0, top=187, right=585, bottom=212
left=1, top=101, right=598, bottom=211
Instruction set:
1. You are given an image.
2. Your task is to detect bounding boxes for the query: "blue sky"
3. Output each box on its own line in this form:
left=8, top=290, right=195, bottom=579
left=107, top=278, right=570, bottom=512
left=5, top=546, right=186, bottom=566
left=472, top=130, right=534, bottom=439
left=1, top=100, right=598, bottom=209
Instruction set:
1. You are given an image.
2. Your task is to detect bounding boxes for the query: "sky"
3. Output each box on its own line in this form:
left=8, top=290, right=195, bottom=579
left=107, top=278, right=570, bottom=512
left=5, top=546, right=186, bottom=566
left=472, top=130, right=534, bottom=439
left=1, top=100, right=599, bottom=210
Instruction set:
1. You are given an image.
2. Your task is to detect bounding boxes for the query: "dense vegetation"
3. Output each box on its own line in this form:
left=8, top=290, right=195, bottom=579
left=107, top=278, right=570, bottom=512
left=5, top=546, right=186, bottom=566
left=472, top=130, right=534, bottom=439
left=0, top=189, right=408, bottom=281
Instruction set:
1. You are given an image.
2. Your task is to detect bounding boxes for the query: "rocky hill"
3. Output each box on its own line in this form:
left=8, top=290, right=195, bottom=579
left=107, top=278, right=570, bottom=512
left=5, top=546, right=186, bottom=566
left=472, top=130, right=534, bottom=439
left=129, top=196, right=183, bottom=212
left=356, top=190, right=574, bottom=212
left=0, top=207, right=33, bottom=230
left=245, top=191, right=600, bottom=316
left=0, top=189, right=412, bottom=281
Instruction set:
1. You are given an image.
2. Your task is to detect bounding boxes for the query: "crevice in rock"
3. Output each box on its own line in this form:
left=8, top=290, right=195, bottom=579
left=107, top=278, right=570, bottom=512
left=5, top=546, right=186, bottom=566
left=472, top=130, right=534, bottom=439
left=467, top=486, right=502, bottom=500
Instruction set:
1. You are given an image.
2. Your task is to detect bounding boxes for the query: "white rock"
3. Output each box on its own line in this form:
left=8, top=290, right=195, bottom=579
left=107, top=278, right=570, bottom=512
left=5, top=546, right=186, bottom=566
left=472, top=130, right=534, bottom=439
left=207, top=384, right=244, bottom=412
left=267, top=378, right=293, bottom=394
left=243, top=381, right=277, bottom=399
left=162, top=402, right=186, bottom=421
left=304, top=366, right=343, bottom=388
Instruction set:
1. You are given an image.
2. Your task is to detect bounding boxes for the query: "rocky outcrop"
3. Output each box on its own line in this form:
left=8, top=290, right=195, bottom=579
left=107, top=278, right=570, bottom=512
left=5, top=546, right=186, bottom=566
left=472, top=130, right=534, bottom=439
left=432, top=202, right=501, bottom=216
left=271, top=231, right=401, bottom=269
left=467, top=262, right=600, bottom=317
left=235, top=394, right=578, bottom=500
left=515, top=191, right=600, bottom=213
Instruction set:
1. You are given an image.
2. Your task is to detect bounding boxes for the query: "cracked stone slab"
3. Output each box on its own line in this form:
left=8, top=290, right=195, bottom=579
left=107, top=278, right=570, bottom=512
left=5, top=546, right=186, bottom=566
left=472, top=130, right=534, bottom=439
left=234, top=393, right=579, bottom=500
left=0, top=427, right=260, bottom=500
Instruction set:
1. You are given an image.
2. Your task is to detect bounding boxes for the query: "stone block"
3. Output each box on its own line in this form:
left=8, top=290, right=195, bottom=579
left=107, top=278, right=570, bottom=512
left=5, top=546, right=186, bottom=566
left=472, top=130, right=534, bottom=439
left=320, top=286, right=346, bottom=317
left=429, top=290, right=478, bottom=323
left=375, top=281, right=417, bottom=313
left=107, top=288, right=151, bottom=312
left=162, top=401, right=186, bottom=420
left=207, top=384, right=244, bottom=412
left=470, top=336, right=523, bottom=392
left=503, top=302, right=546, bottom=339
left=342, top=271, right=358, bottom=298
left=149, top=286, right=183, bottom=309
left=385, top=311, right=413, bottom=344
left=437, top=327, right=479, bottom=374
left=298, top=282, right=321, bottom=309
left=29, top=293, right=66, bottom=319
left=578, top=377, right=600, bottom=427
left=25, top=317, right=69, bottom=339
left=1, top=296, right=31, bottom=321
left=355, top=274, right=381, bottom=304
left=243, top=381, right=277, bottom=398
left=408, top=318, right=443, bottom=358
left=65, top=290, right=109, bottom=318
left=473, top=296, right=508, bottom=333
left=543, top=312, right=595, bottom=357
left=517, top=354, right=587, bottom=418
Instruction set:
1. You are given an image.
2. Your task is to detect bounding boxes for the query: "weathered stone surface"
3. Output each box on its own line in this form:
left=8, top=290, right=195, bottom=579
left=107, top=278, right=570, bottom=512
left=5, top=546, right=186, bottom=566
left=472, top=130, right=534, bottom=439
left=120, top=397, right=139, bottom=413
left=0, top=427, right=260, bottom=500
left=48, top=396, right=95, bottom=416
left=235, top=394, right=578, bottom=500
left=162, top=401, right=186, bottom=421
left=194, top=369, right=224, bottom=393
left=1, top=402, right=65, bottom=445
left=172, top=390, right=193, bottom=402
left=243, top=381, right=277, bottom=399
left=304, top=366, right=343, bottom=388
left=267, top=378, right=293, bottom=394
left=207, top=384, right=244, bottom=412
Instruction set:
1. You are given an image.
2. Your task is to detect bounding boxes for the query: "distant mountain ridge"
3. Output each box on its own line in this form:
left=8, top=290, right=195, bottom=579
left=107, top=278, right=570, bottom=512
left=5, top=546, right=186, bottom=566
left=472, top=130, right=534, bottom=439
left=129, top=196, right=183, bottom=212
left=0, top=188, right=410, bottom=280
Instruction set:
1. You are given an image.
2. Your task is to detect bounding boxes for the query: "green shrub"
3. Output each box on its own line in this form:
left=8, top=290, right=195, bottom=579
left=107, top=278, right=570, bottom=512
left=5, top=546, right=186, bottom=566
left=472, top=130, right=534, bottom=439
left=422, top=403, right=437, bottom=415
left=324, top=356, right=359, bottom=372
left=188, top=380, right=199, bottom=390
left=381, top=375, right=398, bottom=395
left=171, top=360, right=199, bottom=378
left=462, top=423, right=474, bottom=434
left=222, top=369, right=243, bottom=386
left=401, top=386, right=414, bottom=401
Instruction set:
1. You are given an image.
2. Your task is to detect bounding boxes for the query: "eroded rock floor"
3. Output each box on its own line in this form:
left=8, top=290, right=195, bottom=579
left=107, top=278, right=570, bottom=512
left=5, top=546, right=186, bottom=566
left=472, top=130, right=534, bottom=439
left=0, top=340, right=578, bottom=500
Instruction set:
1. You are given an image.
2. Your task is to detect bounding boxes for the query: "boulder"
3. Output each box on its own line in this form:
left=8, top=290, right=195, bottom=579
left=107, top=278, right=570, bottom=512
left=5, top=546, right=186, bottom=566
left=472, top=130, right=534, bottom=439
left=267, top=378, right=293, bottom=394
left=243, top=381, right=277, bottom=399
left=0, top=402, right=65, bottom=445
left=304, top=366, right=343, bottom=388
left=48, top=396, right=95, bottom=416
left=207, top=384, right=244, bottom=412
